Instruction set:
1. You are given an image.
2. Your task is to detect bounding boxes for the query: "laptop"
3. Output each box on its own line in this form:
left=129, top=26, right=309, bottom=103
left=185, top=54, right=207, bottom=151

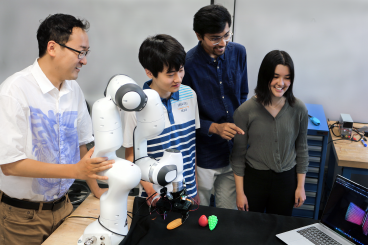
left=277, top=175, right=368, bottom=245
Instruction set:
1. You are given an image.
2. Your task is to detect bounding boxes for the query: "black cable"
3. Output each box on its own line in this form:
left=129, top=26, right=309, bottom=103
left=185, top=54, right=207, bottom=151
left=66, top=216, right=98, bottom=220
left=126, top=193, right=158, bottom=219
left=129, top=192, right=158, bottom=218
left=98, top=216, right=126, bottom=237
left=328, top=139, right=344, bottom=144
left=328, top=121, right=341, bottom=137
left=351, top=129, right=363, bottom=142
left=68, top=182, right=91, bottom=205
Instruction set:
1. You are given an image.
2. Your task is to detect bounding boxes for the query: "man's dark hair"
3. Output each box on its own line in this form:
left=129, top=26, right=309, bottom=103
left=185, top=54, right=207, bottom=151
left=37, top=14, right=90, bottom=57
left=193, top=5, right=232, bottom=38
left=255, top=50, right=296, bottom=106
left=138, top=34, right=186, bottom=78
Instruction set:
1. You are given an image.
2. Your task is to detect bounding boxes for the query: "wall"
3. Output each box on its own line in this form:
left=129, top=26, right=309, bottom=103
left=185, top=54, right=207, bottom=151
left=233, top=0, right=368, bottom=122
left=0, top=0, right=209, bottom=106
left=2, top=0, right=366, bottom=123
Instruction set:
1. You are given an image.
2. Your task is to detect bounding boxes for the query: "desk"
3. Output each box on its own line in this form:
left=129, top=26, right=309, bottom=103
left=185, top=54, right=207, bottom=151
left=42, top=195, right=134, bottom=245
left=328, top=122, right=368, bottom=178
left=43, top=196, right=317, bottom=245
left=121, top=197, right=318, bottom=245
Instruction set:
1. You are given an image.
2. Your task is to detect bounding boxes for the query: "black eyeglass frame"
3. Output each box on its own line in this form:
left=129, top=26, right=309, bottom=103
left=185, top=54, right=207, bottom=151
left=56, top=42, right=90, bottom=59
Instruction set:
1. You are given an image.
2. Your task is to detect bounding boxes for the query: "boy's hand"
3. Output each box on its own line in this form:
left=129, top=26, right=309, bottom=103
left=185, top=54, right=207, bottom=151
left=193, top=194, right=200, bottom=205
left=141, top=181, right=160, bottom=206
left=94, top=188, right=108, bottom=199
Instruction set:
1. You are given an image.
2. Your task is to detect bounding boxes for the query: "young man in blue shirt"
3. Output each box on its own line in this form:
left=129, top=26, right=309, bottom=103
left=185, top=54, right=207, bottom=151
left=182, top=5, right=248, bottom=209
left=124, top=34, right=200, bottom=206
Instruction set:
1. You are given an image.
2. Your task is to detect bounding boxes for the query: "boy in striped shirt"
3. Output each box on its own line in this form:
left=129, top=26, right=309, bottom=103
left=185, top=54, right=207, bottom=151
left=123, top=34, right=200, bottom=206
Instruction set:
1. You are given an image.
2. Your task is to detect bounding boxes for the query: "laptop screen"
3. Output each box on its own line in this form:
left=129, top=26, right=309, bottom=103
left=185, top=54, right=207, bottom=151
left=321, top=175, right=368, bottom=245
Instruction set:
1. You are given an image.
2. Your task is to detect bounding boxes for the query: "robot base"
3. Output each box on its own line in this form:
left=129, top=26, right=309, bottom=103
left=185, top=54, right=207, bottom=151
left=77, top=220, right=125, bottom=245
left=78, top=158, right=140, bottom=245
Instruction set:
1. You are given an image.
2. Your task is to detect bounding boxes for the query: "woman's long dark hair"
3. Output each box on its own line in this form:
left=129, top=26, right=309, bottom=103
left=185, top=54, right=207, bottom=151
left=254, top=50, right=296, bottom=106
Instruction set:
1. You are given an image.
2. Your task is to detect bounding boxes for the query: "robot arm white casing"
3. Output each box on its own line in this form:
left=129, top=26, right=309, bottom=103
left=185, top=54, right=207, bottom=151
left=80, top=75, right=185, bottom=245
left=94, top=75, right=184, bottom=188
left=83, top=75, right=144, bottom=245
left=133, top=89, right=184, bottom=189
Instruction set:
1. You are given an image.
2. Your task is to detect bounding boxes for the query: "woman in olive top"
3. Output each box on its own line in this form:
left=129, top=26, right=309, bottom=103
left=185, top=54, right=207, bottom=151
left=230, top=50, right=308, bottom=216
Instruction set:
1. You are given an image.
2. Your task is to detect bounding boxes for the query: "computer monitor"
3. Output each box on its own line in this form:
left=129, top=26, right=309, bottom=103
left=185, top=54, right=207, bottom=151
left=321, top=176, right=368, bottom=245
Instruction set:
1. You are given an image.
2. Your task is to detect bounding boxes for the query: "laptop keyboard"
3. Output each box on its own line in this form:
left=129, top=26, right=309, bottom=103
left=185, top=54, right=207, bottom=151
left=297, top=226, right=342, bottom=245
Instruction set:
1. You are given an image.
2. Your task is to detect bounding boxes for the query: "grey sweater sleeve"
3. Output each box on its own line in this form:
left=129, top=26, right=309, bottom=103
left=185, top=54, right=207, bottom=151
left=295, top=102, right=309, bottom=174
left=230, top=106, right=249, bottom=177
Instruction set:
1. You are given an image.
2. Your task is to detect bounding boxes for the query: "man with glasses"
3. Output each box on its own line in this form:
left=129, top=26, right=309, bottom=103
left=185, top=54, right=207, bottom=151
left=0, top=14, right=112, bottom=245
left=182, top=5, right=248, bottom=209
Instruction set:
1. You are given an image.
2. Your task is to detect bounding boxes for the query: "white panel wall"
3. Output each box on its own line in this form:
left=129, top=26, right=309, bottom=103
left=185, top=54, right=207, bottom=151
left=214, top=0, right=235, bottom=29
left=0, top=0, right=210, bottom=105
left=233, top=0, right=368, bottom=122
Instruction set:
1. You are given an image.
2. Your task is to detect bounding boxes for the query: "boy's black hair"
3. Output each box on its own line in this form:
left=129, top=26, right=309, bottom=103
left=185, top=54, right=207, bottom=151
left=255, top=50, right=296, bottom=106
left=193, top=4, right=232, bottom=38
left=37, top=13, right=89, bottom=57
left=138, top=34, right=186, bottom=78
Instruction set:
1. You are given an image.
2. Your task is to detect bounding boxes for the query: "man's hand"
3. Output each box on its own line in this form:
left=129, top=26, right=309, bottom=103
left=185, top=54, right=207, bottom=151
left=236, top=192, right=249, bottom=211
left=75, top=147, right=114, bottom=180
left=209, top=122, right=244, bottom=140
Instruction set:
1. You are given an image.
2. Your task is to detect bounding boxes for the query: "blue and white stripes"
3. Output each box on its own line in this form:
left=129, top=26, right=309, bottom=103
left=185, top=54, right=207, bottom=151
left=146, top=119, right=197, bottom=196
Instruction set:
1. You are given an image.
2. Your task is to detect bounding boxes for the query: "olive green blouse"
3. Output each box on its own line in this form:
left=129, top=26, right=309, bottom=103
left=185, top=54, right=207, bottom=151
left=230, top=96, right=309, bottom=176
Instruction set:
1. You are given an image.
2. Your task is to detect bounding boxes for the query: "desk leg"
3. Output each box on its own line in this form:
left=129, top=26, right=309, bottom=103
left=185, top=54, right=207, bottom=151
left=342, top=167, right=368, bottom=179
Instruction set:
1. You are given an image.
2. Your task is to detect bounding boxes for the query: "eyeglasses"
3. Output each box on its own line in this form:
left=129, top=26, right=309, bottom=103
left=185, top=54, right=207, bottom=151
left=206, top=32, right=233, bottom=46
left=56, top=42, right=90, bottom=59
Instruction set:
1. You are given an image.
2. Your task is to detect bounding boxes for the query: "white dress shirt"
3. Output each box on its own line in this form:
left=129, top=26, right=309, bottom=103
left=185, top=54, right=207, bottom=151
left=0, top=59, right=93, bottom=202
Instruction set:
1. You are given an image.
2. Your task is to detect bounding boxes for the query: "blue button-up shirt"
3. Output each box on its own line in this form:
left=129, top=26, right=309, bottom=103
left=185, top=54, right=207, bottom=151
left=182, top=42, right=248, bottom=169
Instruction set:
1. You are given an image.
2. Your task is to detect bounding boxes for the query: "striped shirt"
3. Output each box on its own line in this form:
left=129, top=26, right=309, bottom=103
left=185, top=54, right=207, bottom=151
left=123, top=81, right=200, bottom=197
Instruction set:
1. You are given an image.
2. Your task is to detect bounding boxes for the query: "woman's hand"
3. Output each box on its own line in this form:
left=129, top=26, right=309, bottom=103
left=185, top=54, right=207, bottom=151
left=236, top=192, right=249, bottom=211
left=234, top=174, right=248, bottom=211
left=294, top=186, right=306, bottom=208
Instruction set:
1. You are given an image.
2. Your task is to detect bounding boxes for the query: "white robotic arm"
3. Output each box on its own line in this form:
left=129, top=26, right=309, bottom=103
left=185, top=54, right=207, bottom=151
left=132, top=88, right=185, bottom=194
left=79, top=75, right=187, bottom=245
left=104, top=75, right=181, bottom=188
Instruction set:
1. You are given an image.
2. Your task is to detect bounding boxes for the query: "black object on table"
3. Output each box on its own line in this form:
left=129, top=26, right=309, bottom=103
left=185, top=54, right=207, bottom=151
left=121, top=197, right=317, bottom=245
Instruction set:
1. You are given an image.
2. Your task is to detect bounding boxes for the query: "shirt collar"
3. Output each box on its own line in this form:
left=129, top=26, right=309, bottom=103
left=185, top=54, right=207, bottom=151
left=31, top=59, right=73, bottom=95
left=196, top=41, right=226, bottom=64
left=143, top=80, right=179, bottom=101
left=59, top=79, right=73, bottom=96
left=31, top=59, right=55, bottom=94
